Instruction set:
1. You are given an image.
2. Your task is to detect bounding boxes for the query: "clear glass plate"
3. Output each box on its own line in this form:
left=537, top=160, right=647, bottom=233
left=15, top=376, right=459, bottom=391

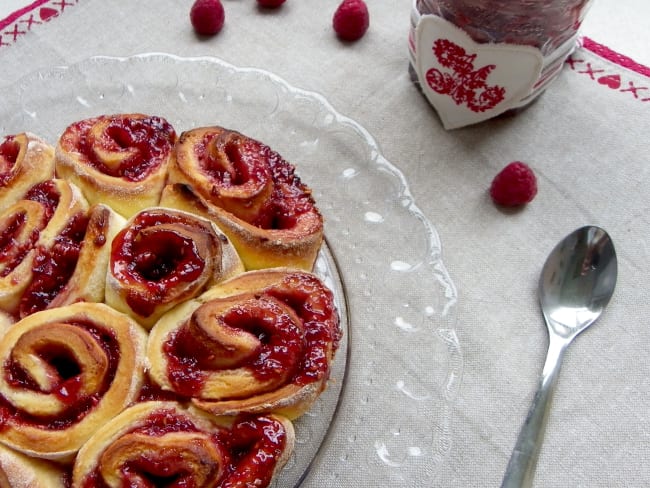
left=0, top=53, right=462, bottom=486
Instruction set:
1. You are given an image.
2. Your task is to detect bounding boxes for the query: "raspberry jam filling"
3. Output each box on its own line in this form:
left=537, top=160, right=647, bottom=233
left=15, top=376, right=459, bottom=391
left=163, top=273, right=340, bottom=396
left=224, top=415, right=288, bottom=486
left=0, top=136, right=19, bottom=184
left=0, top=212, right=33, bottom=278
left=0, top=321, right=120, bottom=429
left=110, top=211, right=209, bottom=318
left=0, top=181, right=60, bottom=278
left=19, top=213, right=89, bottom=318
left=137, top=377, right=187, bottom=403
left=255, top=143, right=318, bottom=230
left=24, top=180, right=60, bottom=220
left=199, top=134, right=270, bottom=188
left=64, top=115, right=175, bottom=182
left=196, top=132, right=317, bottom=230
left=165, top=295, right=305, bottom=397
left=268, top=274, right=341, bottom=385
left=80, top=409, right=287, bottom=488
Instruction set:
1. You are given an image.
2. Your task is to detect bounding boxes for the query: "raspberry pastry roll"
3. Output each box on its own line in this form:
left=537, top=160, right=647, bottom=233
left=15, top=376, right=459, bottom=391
left=147, top=268, right=341, bottom=419
left=18, top=203, right=125, bottom=320
left=73, top=401, right=294, bottom=488
left=0, top=179, right=89, bottom=320
left=105, top=207, right=244, bottom=329
left=0, top=443, right=68, bottom=487
left=166, top=126, right=323, bottom=270
left=0, top=302, right=147, bottom=462
left=0, top=132, right=55, bottom=213
left=55, top=113, right=176, bottom=218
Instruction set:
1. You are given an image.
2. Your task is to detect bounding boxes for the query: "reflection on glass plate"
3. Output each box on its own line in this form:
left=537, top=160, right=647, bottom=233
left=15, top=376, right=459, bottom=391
left=0, top=53, right=462, bottom=486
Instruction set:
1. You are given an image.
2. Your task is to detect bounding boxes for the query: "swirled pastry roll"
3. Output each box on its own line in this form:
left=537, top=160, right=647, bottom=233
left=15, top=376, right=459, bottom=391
left=165, top=126, right=324, bottom=271
left=105, top=207, right=244, bottom=329
left=0, top=179, right=89, bottom=320
left=31, top=203, right=125, bottom=314
left=0, top=132, right=55, bottom=214
left=73, top=401, right=294, bottom=488
left=0, top=443, right=68, bottom=488
left=55, top=113, right=176, bottom=218
left=147, top=268, right=341, bottom=419
left=0, top=302, right=147, bottom=462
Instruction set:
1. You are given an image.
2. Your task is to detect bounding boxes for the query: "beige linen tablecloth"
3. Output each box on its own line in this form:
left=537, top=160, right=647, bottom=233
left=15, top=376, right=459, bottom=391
left=1, top=1, right=649, bottom=486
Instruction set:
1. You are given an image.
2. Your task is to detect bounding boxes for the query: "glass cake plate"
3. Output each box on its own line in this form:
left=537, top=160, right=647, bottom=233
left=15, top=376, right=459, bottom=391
left=0, top=53, right=462, bottom=486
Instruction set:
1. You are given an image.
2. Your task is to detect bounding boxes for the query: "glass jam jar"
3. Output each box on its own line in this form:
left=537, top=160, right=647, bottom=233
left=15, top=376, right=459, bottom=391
left=408, top=0, right=594, bottom=126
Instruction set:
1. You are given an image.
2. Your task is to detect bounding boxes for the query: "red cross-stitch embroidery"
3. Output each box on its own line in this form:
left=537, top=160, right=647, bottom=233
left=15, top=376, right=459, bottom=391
left=567, top=55, right=650, bottom=103
left=0, top=0, right=79, bottom=49
left=620, top=81, right=648, bottom=99
left=568, top=37, right=650, bottom=104
left=425, top=39, right=506, bottom=113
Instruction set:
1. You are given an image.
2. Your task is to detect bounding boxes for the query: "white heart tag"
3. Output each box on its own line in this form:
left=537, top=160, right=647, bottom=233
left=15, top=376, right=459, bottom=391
left=415, top=15, right=544, bottom=129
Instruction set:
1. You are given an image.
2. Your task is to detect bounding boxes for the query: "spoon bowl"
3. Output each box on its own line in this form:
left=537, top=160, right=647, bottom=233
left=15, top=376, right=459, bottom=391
left=501, top=225, right=617, bottom=488
left=539, top=225, right=617, bottom=340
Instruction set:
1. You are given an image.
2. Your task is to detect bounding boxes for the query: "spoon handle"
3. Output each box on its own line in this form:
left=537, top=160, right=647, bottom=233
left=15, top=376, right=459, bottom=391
left=501, top=335, right=568, bottom=488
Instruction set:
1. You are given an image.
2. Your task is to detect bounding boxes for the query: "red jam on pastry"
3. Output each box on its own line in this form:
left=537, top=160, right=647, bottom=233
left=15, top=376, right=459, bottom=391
left=0, top=180, right=122, bottom=323
left=0, top=302, right=147, bottom=462
left=0, top=114, right=336, bottom=485
left=0, top=132, right=55, bottom=214
left=72, top=401, right=294, bottom=488
left=55, top=114, right=177, bottom=218
left=165, top=126, right=324, bottom=271
left=19, top=204, right=123, bottom=318
left=105, top=207, right=244, bottom=329
left=147, top=268, right=341, bottom=419
left=0, top=179, right=89, bottom=320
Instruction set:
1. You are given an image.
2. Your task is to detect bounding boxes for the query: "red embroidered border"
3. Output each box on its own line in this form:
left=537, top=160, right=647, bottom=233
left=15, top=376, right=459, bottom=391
left=582, top=36, right=650, bottom=79
left=1, top=3, right=649, bottom=104
left=0, top=0, right=50, bottom=31
left=0, top=0, right=78, bottom=48
left=566, top=37, right=650, bottom=103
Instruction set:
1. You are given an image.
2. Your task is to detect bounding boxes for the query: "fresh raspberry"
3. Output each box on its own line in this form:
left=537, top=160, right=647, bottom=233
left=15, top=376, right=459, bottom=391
left=257, top=0, right=286, bottom=7
left=333, top=0, right=369, bottom=42
left=489, top=161, right=538, bottom=206
left=190, top=0, right=225, bottom=36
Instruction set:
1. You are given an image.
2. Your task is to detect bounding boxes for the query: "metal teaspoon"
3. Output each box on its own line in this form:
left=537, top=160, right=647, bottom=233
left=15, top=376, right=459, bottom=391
left=501, top=225, right=618, bottom=488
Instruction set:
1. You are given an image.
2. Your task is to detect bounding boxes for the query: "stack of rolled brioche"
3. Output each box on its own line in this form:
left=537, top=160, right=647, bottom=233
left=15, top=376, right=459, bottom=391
left=0, top=114, right=340, bottom=487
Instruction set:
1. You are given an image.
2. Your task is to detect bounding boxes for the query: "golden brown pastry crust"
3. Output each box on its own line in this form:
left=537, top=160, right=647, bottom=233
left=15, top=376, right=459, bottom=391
left=0, top=302, right=147, bottom=462
left=55, top=113, right=176, bottom=219
left=45, top=203, right=125, bottom=310
left=0, top=179, right=89, bottom=319
left=105, top=207, right=244, bottom=329
left=73, top=401, right=294, bottom=488
left=0, top=116, right=335, bottom=485
left=147, top=268, right=341, bottom=420
left=0, top=132, right=55, bottom=214
left=0, top=443, right=67, bottom=488
left=166, top=126, right=324, bottom=271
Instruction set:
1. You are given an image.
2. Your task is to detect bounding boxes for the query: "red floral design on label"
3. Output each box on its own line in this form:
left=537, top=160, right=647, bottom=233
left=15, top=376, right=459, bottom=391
left=414, top=15, right=544, bottom=128
left=425, top=39, right=506, bottom=113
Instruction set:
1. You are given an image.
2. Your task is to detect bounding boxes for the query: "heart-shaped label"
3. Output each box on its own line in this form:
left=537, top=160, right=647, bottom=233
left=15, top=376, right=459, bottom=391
left=415, top=15, right=544, bottom=129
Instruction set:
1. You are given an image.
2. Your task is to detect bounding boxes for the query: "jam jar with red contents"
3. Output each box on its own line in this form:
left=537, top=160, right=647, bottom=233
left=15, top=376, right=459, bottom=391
left=408, top=0, right=594, bottom=123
